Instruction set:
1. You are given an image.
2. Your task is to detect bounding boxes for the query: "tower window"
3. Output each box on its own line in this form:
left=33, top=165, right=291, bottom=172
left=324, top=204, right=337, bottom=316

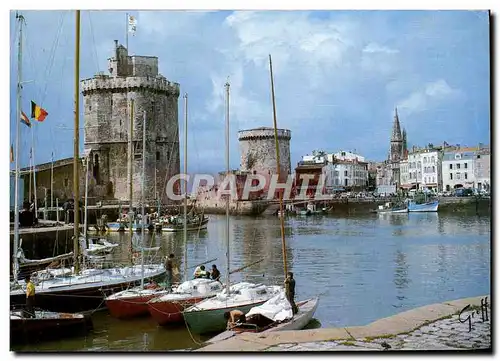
left=156, top=151, right=160, bottom=161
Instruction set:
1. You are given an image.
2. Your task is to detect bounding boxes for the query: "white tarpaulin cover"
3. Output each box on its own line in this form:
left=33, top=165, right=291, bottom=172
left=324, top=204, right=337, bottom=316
left=245, top=291, right=293, bottom=322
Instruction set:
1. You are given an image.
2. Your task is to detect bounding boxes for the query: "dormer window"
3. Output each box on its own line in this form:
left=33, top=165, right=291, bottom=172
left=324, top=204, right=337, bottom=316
left=455, top=153, right=462, bottom=160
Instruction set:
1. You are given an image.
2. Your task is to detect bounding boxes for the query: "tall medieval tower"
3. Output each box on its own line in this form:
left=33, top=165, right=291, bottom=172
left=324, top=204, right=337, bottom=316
left=81, top=41, right=180, bottom=205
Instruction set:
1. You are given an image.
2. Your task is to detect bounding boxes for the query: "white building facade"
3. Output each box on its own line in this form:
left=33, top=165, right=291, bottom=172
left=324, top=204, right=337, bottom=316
left=400, top=148, right=442, bottom=191
left=441, top=149, right=476, bottom=191
left=303, top=150, right=368, bottom=192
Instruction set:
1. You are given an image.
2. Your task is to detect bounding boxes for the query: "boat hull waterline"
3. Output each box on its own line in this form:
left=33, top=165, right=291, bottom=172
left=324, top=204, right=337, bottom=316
left=408, top=200, right=439, bottom=212
left=10, top=309, right=93, bottom=345
left=206, top=297, right=320, bottom=344
left=10, top=265, right=166, bottom=313
left=105, top=287, right=170, bottom=319
left=183, top=300, right=268, bottom=335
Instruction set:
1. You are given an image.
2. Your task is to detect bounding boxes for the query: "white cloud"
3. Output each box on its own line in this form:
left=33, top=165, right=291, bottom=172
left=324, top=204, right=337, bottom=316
left=362, top=42, right=399, bottom=54
left=397, top=79, right=463, bottom=115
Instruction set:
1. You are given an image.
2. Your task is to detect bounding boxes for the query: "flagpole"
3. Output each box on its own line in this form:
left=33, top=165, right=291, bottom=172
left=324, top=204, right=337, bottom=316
left=126, top=12, right=129, bottom=51
left=32, top=125, right=38, bottom=215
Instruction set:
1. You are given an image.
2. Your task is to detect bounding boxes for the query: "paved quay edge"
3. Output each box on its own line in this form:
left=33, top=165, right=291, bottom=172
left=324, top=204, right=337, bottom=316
left=195, top=294, right=489, bottom=352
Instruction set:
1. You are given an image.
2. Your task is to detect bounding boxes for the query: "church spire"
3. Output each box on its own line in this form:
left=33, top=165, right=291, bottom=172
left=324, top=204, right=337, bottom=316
left=391, top=107, right=402, bottom=142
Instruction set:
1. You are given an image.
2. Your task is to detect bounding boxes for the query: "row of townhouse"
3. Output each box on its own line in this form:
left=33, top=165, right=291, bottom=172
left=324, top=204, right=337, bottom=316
left=295, top=150, right=369, bottom=194
left=399, top=145, right=490, bottom=192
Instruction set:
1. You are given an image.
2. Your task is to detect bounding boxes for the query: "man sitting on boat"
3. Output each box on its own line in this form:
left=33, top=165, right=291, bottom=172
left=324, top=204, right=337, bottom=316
left=285, top=272, right=298, bottom=315
left=210, top=265, right=221, bottom=281
left=224, top=309, right=246, bottom=330
left=24, top=275, right=36, bottom=318
left=193, top=265, right=210, bottom=279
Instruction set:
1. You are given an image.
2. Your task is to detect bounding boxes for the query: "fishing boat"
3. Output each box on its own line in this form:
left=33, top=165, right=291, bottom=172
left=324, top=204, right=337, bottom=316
left=155, top=214, right=209, bottom=232
left=205, top=291, right=319, bottom=344
left=106, top=220, right=127, bottom=232
left=10, top=308, right=93, bottom=345
left=408, top=199, right=439, bottom=212
left=374, top=202, right=408, bottom=214
left=10, top=11, right=166, bottom=313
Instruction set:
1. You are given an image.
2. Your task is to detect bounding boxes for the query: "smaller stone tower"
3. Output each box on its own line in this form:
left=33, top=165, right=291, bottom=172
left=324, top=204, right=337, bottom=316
left=238, top=127, right=292, bottom=180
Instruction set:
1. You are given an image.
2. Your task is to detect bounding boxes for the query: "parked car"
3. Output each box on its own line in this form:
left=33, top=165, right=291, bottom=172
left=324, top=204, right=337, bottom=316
left=455, top=188, right=474, bottom=197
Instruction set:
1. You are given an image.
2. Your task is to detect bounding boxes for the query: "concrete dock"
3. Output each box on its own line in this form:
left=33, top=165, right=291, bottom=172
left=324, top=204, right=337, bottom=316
left=196, top=295, right=490, bottom=352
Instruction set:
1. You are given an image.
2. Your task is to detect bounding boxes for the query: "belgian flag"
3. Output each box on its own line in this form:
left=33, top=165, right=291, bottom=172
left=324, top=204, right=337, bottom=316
left=31, top=101, right=48, bottom=122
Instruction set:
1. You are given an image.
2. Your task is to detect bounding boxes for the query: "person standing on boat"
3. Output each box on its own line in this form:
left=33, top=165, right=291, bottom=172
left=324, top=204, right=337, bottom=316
left=164, top=254, right=175, bottom=287
left=25, top=275, right=35, bottom=318
left=210, top=264, right=221, bottom=281
left=285, top=272, right=298, bottom=315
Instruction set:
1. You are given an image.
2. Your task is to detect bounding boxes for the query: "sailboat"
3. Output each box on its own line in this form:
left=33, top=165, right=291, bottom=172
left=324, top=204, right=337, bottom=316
left=205, top=55, right=319, bottom=343
left=181, top=81, right=281, bottom=335
left=105, top=110, right=171, bottom=319
left=147, top=93, right=223, bottom=325
left=10, top=11, right=165, bottom=313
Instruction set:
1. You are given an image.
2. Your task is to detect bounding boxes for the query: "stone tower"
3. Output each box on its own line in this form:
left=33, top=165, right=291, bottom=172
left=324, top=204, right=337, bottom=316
left=390, top=108, right=403, bottom=162
left=81, top=41, right=180, bottom=205
left=238, top=127, right=292, bottom=181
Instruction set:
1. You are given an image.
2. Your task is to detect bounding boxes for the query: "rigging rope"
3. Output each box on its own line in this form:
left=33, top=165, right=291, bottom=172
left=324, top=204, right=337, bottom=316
left=22, top=11, right=67, bottom=171
left=87, top=11, right=100, bottom=75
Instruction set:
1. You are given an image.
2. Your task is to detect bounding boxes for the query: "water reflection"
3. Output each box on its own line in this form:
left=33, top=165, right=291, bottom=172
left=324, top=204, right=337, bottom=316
left=12, top=211, right=490, bottom=352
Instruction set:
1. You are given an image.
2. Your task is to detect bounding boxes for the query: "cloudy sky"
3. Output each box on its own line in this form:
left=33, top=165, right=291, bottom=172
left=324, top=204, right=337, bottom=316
left=9, top=10, right=490, bottom=174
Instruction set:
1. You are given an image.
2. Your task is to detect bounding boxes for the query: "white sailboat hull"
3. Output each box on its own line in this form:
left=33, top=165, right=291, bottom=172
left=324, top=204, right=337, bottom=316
left=206, top=297, right=319, bottom=344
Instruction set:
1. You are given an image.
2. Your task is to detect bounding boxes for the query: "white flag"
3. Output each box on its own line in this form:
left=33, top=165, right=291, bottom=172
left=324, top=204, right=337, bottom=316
left=128, top=15, right=137, bottom=35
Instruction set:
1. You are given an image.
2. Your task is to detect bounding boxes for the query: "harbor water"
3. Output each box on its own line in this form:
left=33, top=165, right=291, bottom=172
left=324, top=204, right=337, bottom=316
left=12, top=211, right=490, bottom=351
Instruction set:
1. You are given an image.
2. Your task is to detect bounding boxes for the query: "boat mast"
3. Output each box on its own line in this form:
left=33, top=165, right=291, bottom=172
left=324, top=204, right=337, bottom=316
left=183, top=93, right=188, bottom=282
left=13, top=12, right=24, bottom=282
left=73, top=10, right=81, bottom=275
left=224, top=81, right=230, bottom=295
left=269, top=54, right=288, bottom=278
left=83, top=150, right=90, bottom=241
left=128, top=99, right=134, bottom=261
left=141, top=110, right=146, bottom=288
left=51, top=151, right=54, bottom=210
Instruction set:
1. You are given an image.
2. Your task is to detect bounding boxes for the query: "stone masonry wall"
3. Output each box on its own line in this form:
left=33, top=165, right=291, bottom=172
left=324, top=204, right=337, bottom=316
left=238, top=128, right=292, bottom=183
left=82, top=69, right=180, bottom=205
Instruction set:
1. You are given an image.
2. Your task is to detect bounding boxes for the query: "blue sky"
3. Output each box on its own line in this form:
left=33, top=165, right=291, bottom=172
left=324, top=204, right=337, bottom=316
left=9, top=10, right=490, bottom=175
